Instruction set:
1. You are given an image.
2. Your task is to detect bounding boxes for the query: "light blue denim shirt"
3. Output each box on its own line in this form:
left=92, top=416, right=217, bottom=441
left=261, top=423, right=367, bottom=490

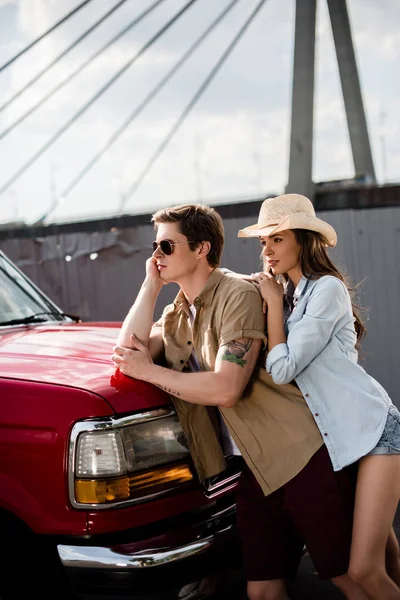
left=266, top=275, right=391, bottom=471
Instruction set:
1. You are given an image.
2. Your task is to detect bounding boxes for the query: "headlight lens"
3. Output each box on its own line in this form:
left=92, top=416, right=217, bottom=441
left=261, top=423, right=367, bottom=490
left=71, top=411, right=193, bottom=508
left=76, top=431, right=126, bottom=477
left=122, top=416, right=189, bottom=472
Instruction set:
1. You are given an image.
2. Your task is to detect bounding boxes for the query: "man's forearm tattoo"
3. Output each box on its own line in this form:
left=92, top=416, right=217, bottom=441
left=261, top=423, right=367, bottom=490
left=155, top=383, right=181, bottom=396
left=222, top=339, right=253, bottom=367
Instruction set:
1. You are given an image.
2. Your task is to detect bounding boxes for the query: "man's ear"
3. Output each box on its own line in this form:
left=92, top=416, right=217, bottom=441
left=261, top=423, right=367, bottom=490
left=197, top=241, right=211, bottom=260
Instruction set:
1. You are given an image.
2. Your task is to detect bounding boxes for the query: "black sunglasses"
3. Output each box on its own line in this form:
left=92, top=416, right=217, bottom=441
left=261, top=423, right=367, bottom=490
left=152, top=239, right=194, bottom=255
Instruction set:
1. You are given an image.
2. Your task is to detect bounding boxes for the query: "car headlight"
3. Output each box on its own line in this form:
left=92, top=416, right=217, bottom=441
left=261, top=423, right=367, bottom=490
left=76, top=431, right=126, bottom=477
left=69, top=409, right=193, bottom=509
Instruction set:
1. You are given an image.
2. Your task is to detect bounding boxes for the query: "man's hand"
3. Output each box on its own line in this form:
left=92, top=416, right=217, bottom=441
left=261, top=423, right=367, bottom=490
left=112, top=334, right=154, bottom=379
left=145, top=257, right=165, bottom=291
left=116, top=257, right=165, bottom=350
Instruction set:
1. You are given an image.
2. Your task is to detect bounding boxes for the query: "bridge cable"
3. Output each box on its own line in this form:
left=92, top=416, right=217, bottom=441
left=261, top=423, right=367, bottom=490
left=119, top=0, right=267, bottom=214
left=0, top=0, right=166, bottom=141
left=0, top=0, right=130, bottom=126
left=50, top=0, right=241, bottom=213
left=0, top=0, right=95, bottom=73
left=0, top=0, right=198, bottom=199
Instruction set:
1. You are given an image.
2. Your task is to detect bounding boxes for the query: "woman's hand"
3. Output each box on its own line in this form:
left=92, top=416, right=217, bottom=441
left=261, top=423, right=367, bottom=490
left=252, top=272, right=284, bottom=308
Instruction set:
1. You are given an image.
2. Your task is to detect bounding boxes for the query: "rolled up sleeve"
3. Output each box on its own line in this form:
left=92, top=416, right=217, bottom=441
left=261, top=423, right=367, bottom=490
left=266, top=278, right=351, bottom=384
left=219, top=289, right=267, bottom=347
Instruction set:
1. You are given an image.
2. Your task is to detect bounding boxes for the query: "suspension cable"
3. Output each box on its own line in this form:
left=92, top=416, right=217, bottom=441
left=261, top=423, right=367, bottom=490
left=0, top=0, right=167, bottom=140
left=53, top=0, right=241, bottom=210
left=119, top=0, right=267, bottom=214
left=0, top=0, right=130, bottom=122
left=0, top=0, right=95, bottom=73
left=0, top=0, right=199, bottom=199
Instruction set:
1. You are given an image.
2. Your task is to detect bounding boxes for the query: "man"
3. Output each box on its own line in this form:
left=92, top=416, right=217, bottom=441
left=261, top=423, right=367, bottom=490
left=112, top=203, right=366, bottom=600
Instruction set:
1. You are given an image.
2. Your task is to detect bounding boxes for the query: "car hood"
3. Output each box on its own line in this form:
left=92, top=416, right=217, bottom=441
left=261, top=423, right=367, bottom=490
left=0, top=322, right=169, bottom=413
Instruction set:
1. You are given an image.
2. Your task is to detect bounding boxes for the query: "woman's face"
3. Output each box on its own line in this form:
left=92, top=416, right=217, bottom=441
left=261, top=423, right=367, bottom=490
left=260, top=230, right=302, bottom=280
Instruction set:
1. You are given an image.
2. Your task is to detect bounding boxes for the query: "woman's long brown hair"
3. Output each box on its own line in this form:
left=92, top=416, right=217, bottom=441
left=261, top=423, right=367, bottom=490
left=280, top=229, right=367, bottom=349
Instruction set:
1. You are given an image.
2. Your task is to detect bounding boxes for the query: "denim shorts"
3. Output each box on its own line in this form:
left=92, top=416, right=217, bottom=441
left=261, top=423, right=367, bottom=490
left=368, top=404, right=400, bottom=456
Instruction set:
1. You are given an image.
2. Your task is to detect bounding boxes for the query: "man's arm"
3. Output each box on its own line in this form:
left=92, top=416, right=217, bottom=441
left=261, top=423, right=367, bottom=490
left=112, top=336, right=262, bottom=408
left=116, top=258, right=164, bottom=360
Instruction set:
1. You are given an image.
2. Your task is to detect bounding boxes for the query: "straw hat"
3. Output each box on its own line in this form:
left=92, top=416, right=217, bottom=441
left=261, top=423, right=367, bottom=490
left=237, top=193, right=337, bottom=247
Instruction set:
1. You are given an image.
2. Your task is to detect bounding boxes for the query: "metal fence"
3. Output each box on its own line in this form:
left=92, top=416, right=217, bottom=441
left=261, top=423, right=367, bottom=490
left=1, top=203, right=399, bottom=401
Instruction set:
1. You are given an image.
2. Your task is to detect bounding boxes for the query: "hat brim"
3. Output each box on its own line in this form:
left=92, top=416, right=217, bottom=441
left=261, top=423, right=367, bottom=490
left=238, top=213, right=337, bottom=247
left=237, top=223, right=280, bottom=238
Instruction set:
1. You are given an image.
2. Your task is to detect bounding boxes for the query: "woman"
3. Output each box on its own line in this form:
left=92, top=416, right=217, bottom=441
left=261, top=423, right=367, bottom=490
left=237, top=193, right=400, bottom=600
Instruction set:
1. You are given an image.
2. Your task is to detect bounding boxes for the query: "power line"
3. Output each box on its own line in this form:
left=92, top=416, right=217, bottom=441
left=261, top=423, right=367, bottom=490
left=50, top=0, right=241, bottom=213
left=119, top=0, right=268, bottom=213
left=0, top=0, right=198, bottom=199
left=0, top=0, right=130, bottom=124
left=0, top=0, right=165, bottom=141
left=0, top=0, right=94, bottom=73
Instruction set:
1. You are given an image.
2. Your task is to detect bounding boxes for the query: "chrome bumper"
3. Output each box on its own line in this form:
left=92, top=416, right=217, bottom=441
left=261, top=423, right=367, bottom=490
left=58, top=524, right=233, bottom=570
left=57, top=504, right=242, bottom=599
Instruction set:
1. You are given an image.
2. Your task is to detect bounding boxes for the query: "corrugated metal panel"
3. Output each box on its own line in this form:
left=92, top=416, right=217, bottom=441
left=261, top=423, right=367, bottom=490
left=315, top=207, right=400, bottom=400
left=1, top=206, right=399, bottom=401
left=210, top=206, right=400, bottom=400
left=0, top=223, right=179, bottom=323
left=315, top=183, right=400, bottom=210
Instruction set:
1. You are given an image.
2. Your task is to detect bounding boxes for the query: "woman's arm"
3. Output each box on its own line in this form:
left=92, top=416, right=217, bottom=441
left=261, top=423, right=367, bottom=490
left=266, top=297, right=286, bottom=349
left=266, top=277, right=351, bottom=384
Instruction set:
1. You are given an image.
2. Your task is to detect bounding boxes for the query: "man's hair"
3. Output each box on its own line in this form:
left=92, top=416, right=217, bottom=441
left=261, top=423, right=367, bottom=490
left=151, top=204, right=224, bottom=268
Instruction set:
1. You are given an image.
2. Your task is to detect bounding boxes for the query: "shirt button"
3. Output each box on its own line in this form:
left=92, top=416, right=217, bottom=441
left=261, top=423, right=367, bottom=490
left=324, top=433, right=328, bottom=436
left=180, top=360, right=184, bottom=364
left=187, top=341, right=192, bottom=345
left=305, top=394, right=309, bottom=397
left=315, top=413, right=319, bottom=417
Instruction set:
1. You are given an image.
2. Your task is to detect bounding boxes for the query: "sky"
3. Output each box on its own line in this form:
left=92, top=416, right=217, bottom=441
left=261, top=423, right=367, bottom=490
left=0, top=0, right=398, bottom=225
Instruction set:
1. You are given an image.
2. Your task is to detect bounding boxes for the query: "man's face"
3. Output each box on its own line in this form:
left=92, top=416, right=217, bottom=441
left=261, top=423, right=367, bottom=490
left=152, top=222, right=199, bottom=284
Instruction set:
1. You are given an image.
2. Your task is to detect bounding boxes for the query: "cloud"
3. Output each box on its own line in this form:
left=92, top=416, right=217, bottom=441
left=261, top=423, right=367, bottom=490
left=0, top=0, right=399, bottom=225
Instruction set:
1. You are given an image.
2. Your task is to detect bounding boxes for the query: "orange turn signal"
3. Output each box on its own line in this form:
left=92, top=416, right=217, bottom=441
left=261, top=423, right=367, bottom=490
left=75, top=463, right=193, bottom=504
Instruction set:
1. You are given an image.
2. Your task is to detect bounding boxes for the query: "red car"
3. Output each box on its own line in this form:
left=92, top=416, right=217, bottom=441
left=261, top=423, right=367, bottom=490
left=0, top=249, right=243, bottom=599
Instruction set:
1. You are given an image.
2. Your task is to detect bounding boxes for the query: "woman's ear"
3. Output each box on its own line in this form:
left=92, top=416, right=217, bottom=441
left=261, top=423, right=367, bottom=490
left=197, top=241, right=211, bottom=260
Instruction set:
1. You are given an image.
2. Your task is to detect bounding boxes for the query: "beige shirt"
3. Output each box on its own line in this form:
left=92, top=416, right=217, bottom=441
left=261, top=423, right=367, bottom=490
left=154, top=268, right=322, bottom=495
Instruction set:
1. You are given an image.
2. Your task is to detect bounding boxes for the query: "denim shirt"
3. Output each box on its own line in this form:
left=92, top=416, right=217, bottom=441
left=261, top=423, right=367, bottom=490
left=266, top=275, right=391, bottom=471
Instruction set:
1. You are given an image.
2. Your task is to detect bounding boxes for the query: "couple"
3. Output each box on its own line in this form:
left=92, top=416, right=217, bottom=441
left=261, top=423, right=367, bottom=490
left=112, top=194, right=400, bottom=600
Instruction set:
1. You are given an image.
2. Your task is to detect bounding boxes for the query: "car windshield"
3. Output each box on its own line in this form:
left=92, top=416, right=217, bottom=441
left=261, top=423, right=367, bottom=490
left=0, top=253, right=66, bottom=327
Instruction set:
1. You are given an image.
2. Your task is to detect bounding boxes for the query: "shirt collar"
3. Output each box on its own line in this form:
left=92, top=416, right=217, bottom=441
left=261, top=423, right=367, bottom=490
left=293, top=276, right=309, bottom=304
left=174, top=268, right=225, bottom=312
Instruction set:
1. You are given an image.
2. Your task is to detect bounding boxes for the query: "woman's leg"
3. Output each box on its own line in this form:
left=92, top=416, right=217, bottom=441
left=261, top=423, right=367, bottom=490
left=386, top=527, right=400, bottom=587
left=348, top=454, right=400, bottom=599
left=331, top=574, right=369, bottom=599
